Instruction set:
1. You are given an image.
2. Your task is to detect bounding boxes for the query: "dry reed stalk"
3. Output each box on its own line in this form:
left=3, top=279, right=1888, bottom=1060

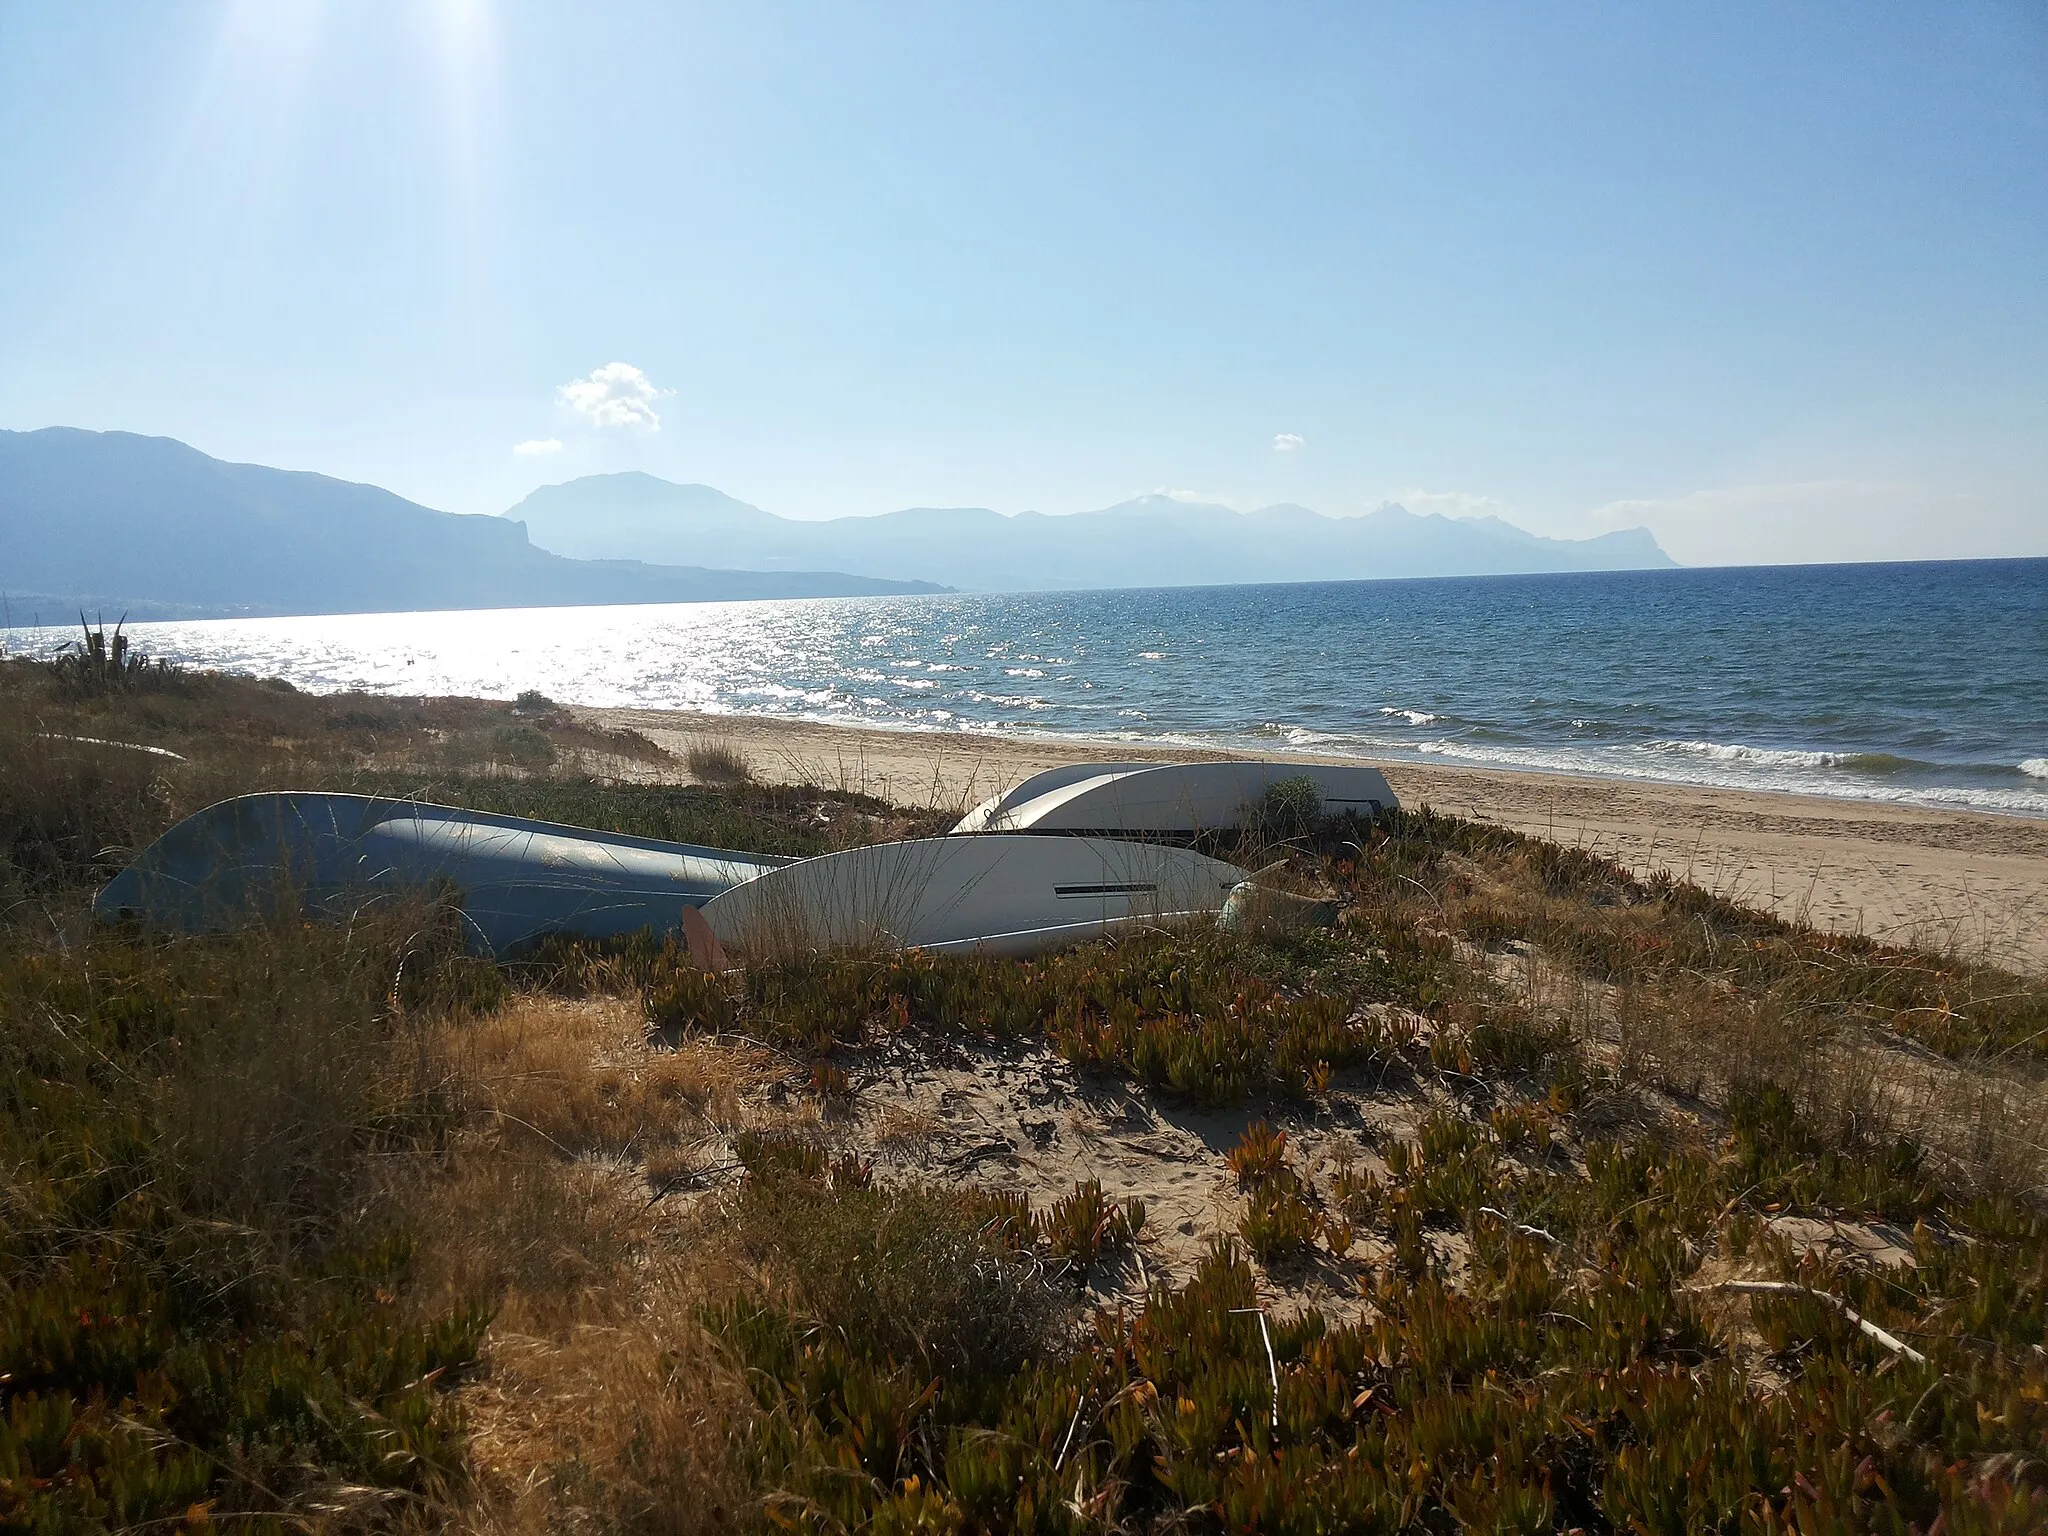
left=1228, top=1307, right=1282, bottom=1429
left=1689, top=1279, right=1930, bottom=1365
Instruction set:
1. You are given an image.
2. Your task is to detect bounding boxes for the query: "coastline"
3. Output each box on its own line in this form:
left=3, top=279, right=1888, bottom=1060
left=583, top=705, right=2048, bottom=974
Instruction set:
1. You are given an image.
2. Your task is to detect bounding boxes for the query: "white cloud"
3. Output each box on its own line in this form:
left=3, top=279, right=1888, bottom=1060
left=512, top=438, right=563, bottom=456
left=1273, top=433, right=1305, bottom=452
left=557, top=361, right=672, bottom=431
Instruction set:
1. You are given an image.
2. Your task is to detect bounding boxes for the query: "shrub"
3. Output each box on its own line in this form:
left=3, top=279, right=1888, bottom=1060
left=723, top=1156, right=1058, bottom=1383
left=44, top=617, right=185, bottom=699
left=1225, top=1120, right=1291, bottom=1188
left=1255, top=774, right=1322, bottom=841
left=490, top=721, right=556, bottom=767
left=686, top=734, right=752, bottom=784
left=1240, top=1180, right=1320, bottom=1262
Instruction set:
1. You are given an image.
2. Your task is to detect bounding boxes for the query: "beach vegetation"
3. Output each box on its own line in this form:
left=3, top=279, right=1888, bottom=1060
left=0, top=908, right=489, bottom=1532
left=45, top=615, right=187, bottom=699
left=3, top=657, right=2044, bottom=1533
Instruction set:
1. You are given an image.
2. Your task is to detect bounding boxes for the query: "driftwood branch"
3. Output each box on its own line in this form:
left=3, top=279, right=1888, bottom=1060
left=1479, top=1207, right=1560, bottom=1245
left=1691, top=1280, right=1930, bottom=1366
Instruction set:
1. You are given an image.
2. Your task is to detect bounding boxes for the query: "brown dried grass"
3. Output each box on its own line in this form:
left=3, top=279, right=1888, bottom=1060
left=397, top=995, right=779, bottom=1534
left=502, top=997, right=773, bottom=1139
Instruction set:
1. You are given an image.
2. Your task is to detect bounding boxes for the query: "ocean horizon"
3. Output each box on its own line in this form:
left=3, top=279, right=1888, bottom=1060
left=8, top=556, right=2044, bottom=819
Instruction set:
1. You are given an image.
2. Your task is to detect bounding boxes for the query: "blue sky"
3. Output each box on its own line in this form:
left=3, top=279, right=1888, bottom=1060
left=1, top=1, right=2042, bottom=565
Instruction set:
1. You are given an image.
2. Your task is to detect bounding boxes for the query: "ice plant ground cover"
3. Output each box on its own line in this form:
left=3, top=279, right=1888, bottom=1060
left=1, top=656, right=2042, bottom=1533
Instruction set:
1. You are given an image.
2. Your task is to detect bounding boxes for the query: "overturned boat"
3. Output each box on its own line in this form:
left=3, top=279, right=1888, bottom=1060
left=93, top=792, right=787, bottom=959
left=698, top=834, right=1245, bottom=961
left=96, top=758, right=1385, bottom=961
left=952, top=759, right=1397, bottom=836
left=95, top=789, right=1245, bottom=961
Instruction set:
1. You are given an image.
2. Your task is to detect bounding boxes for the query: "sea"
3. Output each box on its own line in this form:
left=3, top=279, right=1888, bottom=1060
left=9, top=558, right=2045, bottom=818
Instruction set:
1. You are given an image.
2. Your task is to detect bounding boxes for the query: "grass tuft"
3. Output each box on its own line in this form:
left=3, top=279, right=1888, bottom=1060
left=685, top=732, right=753, bottom=784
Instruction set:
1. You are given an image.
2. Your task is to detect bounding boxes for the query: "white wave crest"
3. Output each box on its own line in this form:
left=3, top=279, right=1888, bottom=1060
left=1266, top=724, right=1342, bottom=746
left=1404, top=738, right=2048, bottom=815
left=2022, top=758, right=2048, bottom=780
left=1644, top=739, right=1853, bottom=770
left=1379, top=706, right=1441, bottom=726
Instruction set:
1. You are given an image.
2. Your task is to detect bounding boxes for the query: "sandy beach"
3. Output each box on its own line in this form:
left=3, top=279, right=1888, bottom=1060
left=586, top=706, right=2048, bottom=974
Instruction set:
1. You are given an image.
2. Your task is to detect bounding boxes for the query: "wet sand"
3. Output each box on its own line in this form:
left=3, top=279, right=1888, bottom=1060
left=584, top=706, right=2048, bottom=974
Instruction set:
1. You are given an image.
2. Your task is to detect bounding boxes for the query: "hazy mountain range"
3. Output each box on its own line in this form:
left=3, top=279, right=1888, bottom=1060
left=1, top=428, right=1673, bottom=622
left=506, top=473, right=1674, bottom=591
left=0, top=429, right=942, bottom=621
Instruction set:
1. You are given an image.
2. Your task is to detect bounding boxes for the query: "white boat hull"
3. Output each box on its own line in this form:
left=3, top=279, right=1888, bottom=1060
left=698, top=834, right=1247, bottom=960
left=950, top=760, right=1398, bottom=836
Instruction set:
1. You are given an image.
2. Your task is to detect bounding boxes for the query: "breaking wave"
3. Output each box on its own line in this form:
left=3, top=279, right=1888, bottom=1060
left=1643, top=741, right=1935, bottom=776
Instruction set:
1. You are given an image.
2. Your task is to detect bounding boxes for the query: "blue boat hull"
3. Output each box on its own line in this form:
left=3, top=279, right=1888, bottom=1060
left=94, top=792, right=790, bottom=958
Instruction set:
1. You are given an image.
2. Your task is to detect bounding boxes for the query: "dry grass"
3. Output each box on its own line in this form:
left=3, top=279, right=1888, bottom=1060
left=1450, top=887, right=2048, bottom=1207
left=392, top=996, right=779, bottom=1536
left=685, top=732, right=753, bottom=785
left=398, top=1143, right=755, bottom=1536
left=459, top=1311, right=755, bottom=1536
left=544, top=717, right=675, bottom=773
left=872, top=1101, right=940, bottom=1153
left=399, top=1142, right=756, bottom=1536
left=441, top=994, right=760, bottom=1154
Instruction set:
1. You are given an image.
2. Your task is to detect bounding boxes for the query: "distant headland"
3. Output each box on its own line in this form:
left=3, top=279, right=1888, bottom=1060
left=505, top=473, right=1676, bottom=594
left=2, top=427, right=1671, bottom=621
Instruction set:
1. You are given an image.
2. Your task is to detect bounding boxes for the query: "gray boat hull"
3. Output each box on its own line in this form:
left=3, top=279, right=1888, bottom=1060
left=94, top=792, right=789, bottom=958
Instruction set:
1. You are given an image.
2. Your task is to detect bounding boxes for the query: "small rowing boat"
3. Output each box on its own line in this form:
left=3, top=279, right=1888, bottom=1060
left=93, top=792, right=786, bottom=958
left=97, top=756, right=1378, bottom=962
left=696, top=833, right=1246, bottom=960
left=952, top=760, right=1397, bottom=836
